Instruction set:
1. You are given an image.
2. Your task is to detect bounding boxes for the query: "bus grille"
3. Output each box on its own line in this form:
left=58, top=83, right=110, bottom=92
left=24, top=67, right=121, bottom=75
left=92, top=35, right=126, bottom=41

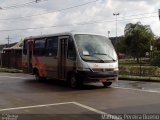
left=92, top=68, right=114, bottom=72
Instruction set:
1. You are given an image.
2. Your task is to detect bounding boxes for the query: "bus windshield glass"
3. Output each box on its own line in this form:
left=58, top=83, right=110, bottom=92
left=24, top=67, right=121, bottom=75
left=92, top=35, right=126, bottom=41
left=74, top=34, right=117, bottom=63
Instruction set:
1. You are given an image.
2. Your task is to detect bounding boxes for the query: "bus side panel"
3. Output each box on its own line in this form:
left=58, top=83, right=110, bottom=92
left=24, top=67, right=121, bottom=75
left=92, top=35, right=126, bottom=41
left=32, top=56, right=58, bottom=79
left=32, top=36, right=59, bottom=79
left=45, top=57, right=58, bottom=79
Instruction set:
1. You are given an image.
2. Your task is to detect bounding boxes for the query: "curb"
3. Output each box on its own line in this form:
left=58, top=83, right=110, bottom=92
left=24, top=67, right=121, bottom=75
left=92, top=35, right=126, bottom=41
left=118, top=77, right=160, bottom=82
left=0, top=68, right=22, bottom=73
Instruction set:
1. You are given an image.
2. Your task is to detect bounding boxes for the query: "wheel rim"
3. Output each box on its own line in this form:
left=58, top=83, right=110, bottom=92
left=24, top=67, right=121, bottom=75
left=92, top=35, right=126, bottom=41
left=35, top=72, right=39, bottom=80
left=70, top=76, right=77, bottom=88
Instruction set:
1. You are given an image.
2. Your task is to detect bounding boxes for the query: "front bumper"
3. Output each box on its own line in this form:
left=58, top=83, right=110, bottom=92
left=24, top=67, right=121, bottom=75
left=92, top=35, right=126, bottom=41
left=77, top=70, right=119, bottom=83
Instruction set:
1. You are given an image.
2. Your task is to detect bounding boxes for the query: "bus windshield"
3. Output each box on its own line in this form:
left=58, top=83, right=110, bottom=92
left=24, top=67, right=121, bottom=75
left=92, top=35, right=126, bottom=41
left=74, top=34, right=117, bottom=63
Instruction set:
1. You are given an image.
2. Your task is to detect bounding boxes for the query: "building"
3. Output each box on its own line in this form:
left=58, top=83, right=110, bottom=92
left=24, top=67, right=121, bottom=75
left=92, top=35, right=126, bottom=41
left=0, top=40, right=23, bottom=69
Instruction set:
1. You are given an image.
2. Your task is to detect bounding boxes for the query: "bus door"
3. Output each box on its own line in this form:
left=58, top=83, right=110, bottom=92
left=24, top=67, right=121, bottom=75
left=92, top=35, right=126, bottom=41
left=27, top=40, right=34, bottom=73
left=45, top=37, right=59, bottom=79
left=58, top=36, right=68, bottom=80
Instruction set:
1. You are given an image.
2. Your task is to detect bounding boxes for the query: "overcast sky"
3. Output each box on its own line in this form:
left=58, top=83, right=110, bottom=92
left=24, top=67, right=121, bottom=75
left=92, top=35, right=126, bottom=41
left=0, top=0, right=159, bottom=44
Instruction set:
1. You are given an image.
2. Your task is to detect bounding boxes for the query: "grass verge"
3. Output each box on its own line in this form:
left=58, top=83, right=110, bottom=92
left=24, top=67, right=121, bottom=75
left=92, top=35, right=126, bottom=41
left=0, top=68, right=22, bottom=73
left=119, top=75, right=160, bottom=82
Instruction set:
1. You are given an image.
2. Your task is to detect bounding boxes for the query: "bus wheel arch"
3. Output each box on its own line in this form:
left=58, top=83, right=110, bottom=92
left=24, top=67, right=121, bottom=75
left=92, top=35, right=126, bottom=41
left=67, top=72, right=83, bottom=88
left=33, top=68, right=38, bottom=75
left=33, top=68, right=45, bottom=81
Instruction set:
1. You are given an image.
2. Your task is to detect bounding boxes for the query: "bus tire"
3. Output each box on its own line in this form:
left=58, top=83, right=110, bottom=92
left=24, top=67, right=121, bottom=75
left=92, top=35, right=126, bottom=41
left=102, top=82, right=112, bottom=88
left=68, top=74, right=82, bottom=89
left=35, top=70, right=45, bottom=82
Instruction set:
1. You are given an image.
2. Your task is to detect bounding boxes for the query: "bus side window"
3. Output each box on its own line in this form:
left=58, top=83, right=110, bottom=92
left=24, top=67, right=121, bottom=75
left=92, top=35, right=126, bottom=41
left=34, top=38, right=46, bottom=56
left=67, top=38, right=76, bottom=61
left=46, top=36, right=58, bottom=57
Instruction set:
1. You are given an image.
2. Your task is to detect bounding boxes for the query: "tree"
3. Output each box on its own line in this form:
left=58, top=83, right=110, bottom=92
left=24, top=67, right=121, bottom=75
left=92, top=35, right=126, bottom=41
left=115, top=36, right=126, bottom=53
left=153, top=37, right=160, bottom=51
left=124, top=22, right=154, bottom=63
left=151, top=37, right=160, bottom=66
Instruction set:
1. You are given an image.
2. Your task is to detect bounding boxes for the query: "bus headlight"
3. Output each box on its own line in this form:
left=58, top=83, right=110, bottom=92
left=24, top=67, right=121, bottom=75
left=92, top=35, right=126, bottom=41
left=114, top=67, right=119, bottom=71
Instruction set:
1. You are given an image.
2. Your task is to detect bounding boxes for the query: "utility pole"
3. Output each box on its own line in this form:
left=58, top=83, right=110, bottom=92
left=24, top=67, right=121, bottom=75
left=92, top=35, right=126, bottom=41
left=113, top=13, right=120, bottom=42
left=36, top=0, right=41, bottom=3
left=5, top=35, right=12, bottom=48
left=108, top=31, right=110, bottom=38
left=158, top=9, right=160, bottom=20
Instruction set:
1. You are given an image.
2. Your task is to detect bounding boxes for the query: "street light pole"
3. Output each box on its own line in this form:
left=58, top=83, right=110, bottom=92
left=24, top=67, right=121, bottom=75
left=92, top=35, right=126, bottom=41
left=158, top=9, right=160, bottom=20
left=108, top=31, right=110, bottom=38
left=113, top=13, right=119, bottom=41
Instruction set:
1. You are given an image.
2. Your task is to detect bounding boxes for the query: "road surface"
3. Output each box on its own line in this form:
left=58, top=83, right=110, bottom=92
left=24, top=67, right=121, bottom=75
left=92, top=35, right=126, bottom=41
left=0, top=73, right=160, bottom=120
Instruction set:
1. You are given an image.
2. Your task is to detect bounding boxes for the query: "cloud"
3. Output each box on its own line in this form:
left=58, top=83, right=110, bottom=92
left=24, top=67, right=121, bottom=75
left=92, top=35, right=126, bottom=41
left=0, top=0, right=159, bottom=44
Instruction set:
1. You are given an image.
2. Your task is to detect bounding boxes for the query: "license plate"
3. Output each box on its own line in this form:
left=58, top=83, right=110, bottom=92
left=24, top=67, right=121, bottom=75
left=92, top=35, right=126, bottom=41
left=99, top=79, right=107, bottom=82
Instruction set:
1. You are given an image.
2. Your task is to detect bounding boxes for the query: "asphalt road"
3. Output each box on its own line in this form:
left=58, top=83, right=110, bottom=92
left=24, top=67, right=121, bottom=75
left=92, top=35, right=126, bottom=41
left=0, top=73, right=160, bottom=120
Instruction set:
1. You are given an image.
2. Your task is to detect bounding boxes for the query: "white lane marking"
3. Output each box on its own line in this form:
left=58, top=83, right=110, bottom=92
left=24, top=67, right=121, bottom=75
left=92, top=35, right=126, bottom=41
left=73, top=102, right=121, bottom=120
left=73, top=102, right=106, bottom=114
left=0, top=76, right=32, bottom=79
left=0, top=101, right=122, bottom=120
left=113, top=86, right=160, bottom=93
left=0, top=102, right=74, bottom=112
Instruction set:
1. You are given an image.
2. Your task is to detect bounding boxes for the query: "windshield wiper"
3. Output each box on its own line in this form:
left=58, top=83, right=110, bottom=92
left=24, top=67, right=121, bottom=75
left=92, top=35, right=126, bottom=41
left=82, top=54, right=105, bottom=63
left=92, top=53, right=116, bottom=61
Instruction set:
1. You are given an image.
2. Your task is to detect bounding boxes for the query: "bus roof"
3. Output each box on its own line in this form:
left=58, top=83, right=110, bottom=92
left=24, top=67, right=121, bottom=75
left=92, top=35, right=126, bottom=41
left=24, top=32, right=107, bottom=40
left=3, top=47, right=22, bottom=50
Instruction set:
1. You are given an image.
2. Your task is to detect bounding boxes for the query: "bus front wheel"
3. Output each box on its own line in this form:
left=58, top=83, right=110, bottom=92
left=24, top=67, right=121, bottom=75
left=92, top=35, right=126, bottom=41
left=102, top=82, right=112, bottom=88
left=68, top=74, right=82, bottom=88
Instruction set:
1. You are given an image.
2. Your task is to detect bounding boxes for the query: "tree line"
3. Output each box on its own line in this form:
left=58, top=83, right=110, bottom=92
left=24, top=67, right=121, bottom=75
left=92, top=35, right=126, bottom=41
left=115, top=22, right=160, bottom=66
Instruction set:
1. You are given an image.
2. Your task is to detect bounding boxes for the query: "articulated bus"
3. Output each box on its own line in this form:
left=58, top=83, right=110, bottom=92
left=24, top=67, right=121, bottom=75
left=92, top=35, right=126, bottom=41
left=22, top=32, right=118, bottom=88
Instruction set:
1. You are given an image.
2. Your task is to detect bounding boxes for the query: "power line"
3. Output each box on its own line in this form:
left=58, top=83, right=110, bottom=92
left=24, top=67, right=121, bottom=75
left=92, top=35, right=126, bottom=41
left=0, top=0, right=46, bottom=10
left=0, top=11, right=157, bottom=24
left=0, top=0, right=158, bottom=26
left=75, top=15, right=158, bottom=25
left=3, top=1, right=36, bottom=9
left=0, top=0, right=157, bottom=22
left=0, top=0, right=99, bottom=21
left=122, top=11, right=157, bottom=18
left=0, top=15, right=158, bottom=32
left=5, top=35, right=12, bottom=47
left=0, top=9, right=157, bottom=23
